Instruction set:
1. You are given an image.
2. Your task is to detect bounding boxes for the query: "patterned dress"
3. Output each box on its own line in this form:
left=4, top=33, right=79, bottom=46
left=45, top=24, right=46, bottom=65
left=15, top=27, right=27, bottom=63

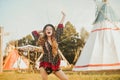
left=40, top=24, right=63, bottom=71
left=33, top=24, right=63, bottom=71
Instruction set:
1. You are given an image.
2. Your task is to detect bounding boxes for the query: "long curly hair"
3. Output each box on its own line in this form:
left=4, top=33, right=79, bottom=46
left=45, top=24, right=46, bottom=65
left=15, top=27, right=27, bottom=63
left=37, top=24, right=58, bottom=56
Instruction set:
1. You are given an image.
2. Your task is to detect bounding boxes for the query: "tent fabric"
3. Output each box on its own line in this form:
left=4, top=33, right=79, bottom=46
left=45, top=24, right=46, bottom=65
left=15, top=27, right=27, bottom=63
left=73, top=1, right=120, bottom=71
left=3, top=49, right=29, bottom=70
left=94, top=2, right=119, bottom=24
left=60, top=60, right=68, bottom=67
left=73, top=30, right=120, bottom=71
left=13, top=57, right=29, bottom=69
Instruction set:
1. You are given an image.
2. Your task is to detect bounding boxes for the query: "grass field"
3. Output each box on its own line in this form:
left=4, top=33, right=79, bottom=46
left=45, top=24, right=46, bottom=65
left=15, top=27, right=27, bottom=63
left=0, top=70, right=120, bottom=80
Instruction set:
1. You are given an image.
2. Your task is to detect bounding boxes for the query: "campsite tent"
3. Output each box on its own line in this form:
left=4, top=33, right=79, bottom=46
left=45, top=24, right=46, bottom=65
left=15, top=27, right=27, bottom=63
left=3, top=49, right=29, bottom=70
left=73, top=0, right=120, bottom=71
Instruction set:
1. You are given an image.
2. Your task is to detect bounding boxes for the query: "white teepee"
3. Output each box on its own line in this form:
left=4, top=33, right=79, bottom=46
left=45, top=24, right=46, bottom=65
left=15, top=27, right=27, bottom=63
left=13, top=56, right=28, bottom=69
left=73, top=0, right=120, bottom=71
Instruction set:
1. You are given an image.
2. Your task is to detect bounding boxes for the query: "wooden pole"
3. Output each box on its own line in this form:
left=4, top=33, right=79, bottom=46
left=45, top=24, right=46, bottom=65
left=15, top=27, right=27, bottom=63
left=0, top=27, right=3, bottom=72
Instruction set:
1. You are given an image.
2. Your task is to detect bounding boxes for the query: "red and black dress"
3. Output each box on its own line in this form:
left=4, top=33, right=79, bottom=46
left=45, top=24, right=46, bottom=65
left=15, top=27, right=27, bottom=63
left=32, top=24, right=63, bottom=74
left=40, top=41, right=60, bottom=73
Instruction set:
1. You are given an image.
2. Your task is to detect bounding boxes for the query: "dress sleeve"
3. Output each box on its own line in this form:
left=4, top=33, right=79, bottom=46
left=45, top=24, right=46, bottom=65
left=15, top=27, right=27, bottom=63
left=55, top=24, right=64, bottom=42
left=32, top=30, right=40, bottom=41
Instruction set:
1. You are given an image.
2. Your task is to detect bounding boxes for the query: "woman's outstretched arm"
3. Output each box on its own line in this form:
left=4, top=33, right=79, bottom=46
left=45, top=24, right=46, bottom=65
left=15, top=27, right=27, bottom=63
left=56, top=11, right=66, bottom=42
left=59, top=11, right=66, bottom=24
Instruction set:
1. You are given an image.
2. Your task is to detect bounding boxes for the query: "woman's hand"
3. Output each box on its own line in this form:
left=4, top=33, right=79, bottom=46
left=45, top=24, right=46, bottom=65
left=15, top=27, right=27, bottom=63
left=61, top=11, right=66, bottom=17
left=59, top=11, right=66, bottom=24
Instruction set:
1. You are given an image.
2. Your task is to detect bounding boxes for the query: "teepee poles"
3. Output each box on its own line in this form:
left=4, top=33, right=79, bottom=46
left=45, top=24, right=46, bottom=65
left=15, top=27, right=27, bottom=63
left=93, top=0, right=118, bottom=28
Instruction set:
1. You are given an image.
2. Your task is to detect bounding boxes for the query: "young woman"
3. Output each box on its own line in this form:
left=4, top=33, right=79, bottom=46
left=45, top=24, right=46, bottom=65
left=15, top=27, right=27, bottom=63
left=35, top=11, right=68, bottom=80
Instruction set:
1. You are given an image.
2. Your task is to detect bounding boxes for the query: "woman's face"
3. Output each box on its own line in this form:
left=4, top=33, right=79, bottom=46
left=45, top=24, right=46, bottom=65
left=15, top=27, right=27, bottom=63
left=45, top=26, right=53, bottom=37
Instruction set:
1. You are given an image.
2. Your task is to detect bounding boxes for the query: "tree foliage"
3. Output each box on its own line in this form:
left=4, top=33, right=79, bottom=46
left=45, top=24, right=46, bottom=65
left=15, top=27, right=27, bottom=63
left=59, top=21, right=80, bottom=64
left=18, top=34, right=34, bottom=46
left=80, top=27, right=89, bottom=43
left=72, top=27, right=89, bottom=64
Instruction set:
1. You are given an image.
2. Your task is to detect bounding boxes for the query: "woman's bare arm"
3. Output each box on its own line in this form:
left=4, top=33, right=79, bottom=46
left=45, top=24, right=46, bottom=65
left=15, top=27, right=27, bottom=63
left=59, top=11, right=66, bottom=24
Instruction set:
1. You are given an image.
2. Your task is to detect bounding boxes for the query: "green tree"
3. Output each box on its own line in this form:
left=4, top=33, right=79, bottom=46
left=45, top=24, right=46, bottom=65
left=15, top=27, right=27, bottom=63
left=25, top=34, right=34, bottom=45
left=59, top=21, right=80, bottom=64
left=73, top=27, right=89, bottom=64
left=80, top=27, right=89, bottom=43
left=18, top=34, right=34, bottom=46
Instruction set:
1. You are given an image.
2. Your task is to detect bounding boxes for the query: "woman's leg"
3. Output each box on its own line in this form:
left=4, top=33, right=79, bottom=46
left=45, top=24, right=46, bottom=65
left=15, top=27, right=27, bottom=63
left=39, top=67, right=48, bottom=80
left=54, top=70, right=69, bottom=80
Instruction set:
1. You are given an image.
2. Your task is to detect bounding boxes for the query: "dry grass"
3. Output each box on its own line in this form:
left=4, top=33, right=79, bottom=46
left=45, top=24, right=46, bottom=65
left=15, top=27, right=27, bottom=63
left=0, top=70, right=120, bottom=80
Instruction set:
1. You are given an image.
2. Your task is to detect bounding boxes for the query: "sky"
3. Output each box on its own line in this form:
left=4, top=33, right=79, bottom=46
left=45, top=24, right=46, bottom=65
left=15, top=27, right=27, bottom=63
left=0, top=0, right=120, bottom=53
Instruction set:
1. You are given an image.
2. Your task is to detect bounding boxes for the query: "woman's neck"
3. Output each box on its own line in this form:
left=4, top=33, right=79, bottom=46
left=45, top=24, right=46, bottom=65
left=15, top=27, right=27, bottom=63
left=47, top=36, right=51, bottom=40
left=47, top=36, right=52, bottom=45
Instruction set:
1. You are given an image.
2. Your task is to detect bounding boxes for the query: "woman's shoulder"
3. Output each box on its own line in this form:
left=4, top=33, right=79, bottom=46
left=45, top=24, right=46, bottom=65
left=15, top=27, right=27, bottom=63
left=57, top=24, right=63, bottom=29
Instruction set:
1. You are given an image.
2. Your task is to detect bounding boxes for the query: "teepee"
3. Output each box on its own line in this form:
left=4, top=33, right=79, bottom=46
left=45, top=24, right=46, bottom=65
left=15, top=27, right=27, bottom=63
left=3, top=49, right=29, bottom=70
left=73, top=0, right=120, bottom=71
